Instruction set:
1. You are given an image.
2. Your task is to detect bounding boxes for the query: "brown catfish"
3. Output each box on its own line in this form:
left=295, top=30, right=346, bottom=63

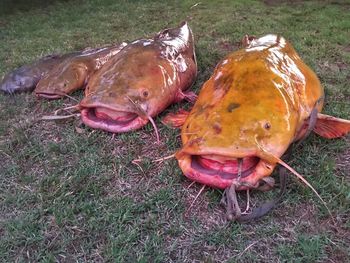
left=35, top=43, right=127, bottom=99
left=80, top=21, right=197, bottom=141
left=164, top=34, right=350, bottom=220
left=0, top=54, right=73, bottom=94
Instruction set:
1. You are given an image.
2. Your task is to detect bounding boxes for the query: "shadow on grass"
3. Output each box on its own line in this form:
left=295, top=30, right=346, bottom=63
left=0, top=0, right=75, bottom=16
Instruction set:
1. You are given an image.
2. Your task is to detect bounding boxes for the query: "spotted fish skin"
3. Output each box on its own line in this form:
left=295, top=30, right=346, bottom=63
left=80, top=21, right=197, bottom=133
left=175, top=34, right=350, bottom=190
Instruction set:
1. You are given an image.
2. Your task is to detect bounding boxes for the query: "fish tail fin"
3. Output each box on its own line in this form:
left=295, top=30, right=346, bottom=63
left=313, top=113, right=350, bottom=139
left=162, top=109, right=190, bottom=128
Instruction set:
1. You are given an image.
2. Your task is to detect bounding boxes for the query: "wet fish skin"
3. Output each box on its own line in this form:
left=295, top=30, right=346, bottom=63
left=0, top=54, right=68, bottom=94
left=34, top=43, right=127, bottom=99
left=80, top=21, right=197, bottom=134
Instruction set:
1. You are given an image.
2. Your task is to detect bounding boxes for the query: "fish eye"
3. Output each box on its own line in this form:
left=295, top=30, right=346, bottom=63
left=264, top=122, right=271, bottom=130
left=142, top=90, right=149, bottom=98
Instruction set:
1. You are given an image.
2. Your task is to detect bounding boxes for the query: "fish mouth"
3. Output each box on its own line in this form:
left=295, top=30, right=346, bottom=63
left=178, top=153, right=261, bottom=189
left=80, top=106, right=148, bottom=133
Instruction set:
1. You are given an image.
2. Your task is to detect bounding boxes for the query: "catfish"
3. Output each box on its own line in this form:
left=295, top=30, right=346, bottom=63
left=0, top=54, right=72, bottom=94
left=80, top=21, right=197, bottom=141
left=164, top=34, right=350, bottom=220
left=35, top=43, right=127, bottom=99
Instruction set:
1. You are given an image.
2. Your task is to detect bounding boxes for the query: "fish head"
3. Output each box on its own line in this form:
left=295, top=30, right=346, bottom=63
left=80, top=46, right=179, bottom=133
left=80, top=22, right=197, bottom=133
left=175, top=45, right=311, bottom=190
left=35, top=59, right=88, bottom=99
left=0, top=67, right=39, bottom=94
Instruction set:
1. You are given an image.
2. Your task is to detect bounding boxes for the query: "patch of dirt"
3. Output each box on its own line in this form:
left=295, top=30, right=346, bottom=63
left=343, top=45, right=350, bottom=53
left=319, top=61, right=349, bottom=73
left=182, top=183, right=227, bottom=228
left=105, top=131, right=177, bottom=203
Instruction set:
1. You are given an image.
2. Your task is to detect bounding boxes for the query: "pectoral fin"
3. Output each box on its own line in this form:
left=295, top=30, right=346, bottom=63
left=175, top=90, right=198, bottom=103
left=162, top=109, right=190, bottom=128
left=313, top=113, right=350, bottom=139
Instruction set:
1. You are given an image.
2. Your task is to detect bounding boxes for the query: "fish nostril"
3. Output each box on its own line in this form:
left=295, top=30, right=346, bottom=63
left=264, top=122, right=271, bottom=130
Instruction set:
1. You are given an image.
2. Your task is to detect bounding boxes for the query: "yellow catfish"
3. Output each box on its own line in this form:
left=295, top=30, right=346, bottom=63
left=164, top=34, right=350, bottom=220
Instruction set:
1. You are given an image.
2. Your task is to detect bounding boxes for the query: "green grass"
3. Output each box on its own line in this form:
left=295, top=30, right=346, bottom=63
left=0, top=0, right=349, bottom=262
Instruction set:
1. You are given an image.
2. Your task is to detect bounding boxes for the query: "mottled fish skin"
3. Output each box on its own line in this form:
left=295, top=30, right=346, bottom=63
left=35, top=43, right=127, bottom=99
left=0, top=54, right=69, bottom=94
left=175, top=34, right=349, bottom=190
left=80, top=21, right=197, bottom=133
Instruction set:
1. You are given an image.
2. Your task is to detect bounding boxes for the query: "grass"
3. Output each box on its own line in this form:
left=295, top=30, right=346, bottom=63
left=0, top=0, right=349, bottom=262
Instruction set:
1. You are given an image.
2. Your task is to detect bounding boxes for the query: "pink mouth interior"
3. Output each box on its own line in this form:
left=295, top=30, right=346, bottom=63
left=191, top=155, right=259, bottom=179
left=80, top=106, right=145, bottom=133
left=94, top=108, right=137, bottom=123
left=84, top=107, right=138, bottom=125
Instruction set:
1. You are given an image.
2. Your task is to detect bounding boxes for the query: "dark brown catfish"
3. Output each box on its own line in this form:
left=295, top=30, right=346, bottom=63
left=0, top=54, right=73, bottom=94
left=80, top=21, right=197, bottom=141
left=35, top=43, right=127, bottom=99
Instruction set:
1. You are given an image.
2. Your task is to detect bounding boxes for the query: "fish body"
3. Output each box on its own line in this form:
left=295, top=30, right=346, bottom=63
left=0, top=54, right=69, bottom=94
left=80, top=21, right=197, bottom=134
left=175, top=34, right=350, bottom=190
left=35, top=43, right=127, bottom=99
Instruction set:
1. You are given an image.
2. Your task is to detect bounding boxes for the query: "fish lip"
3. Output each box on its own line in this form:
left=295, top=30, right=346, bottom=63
left=191, top=155, right=257, bottom=180
left=177, top=153, right=260, bottom=189
left=35, top=92, right=63, bottom=99
left=79, top=100, right=139, bottom=115
left=80, top=108, right=148, bottom=133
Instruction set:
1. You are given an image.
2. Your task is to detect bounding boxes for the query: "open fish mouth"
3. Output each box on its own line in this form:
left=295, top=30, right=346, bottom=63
left=192, top=155, right=259, bottom=179
left=178, top=153, right=261, bottom=189
left=80, top=106, right=148, bottom=133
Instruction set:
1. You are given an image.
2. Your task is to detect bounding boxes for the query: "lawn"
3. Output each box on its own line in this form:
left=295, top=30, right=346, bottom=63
left=0, top=0, right=349, bottom=262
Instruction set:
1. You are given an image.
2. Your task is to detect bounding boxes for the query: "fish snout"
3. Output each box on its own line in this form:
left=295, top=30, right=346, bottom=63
left=176, top=150, right=276, bottom=190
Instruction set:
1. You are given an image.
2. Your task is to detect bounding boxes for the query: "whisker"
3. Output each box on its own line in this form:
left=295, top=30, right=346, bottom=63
left=154, top=154, right=175, bottom=163
left=276, top=157, right=333, bottom=219
left=254, top=136, right=334, bottom=220
left=146, top=114, right=160, bottom=143
left=126, top=95, right=160, bottom=143
left=185, top=185, right=206, bottom=215
left=238, top=158, right=243, bottom=178
left=41, top=113, right=80, bottom=120
left=53, top=91, right=80, bottom=103
left=54, top=104, right=80, bottom=115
